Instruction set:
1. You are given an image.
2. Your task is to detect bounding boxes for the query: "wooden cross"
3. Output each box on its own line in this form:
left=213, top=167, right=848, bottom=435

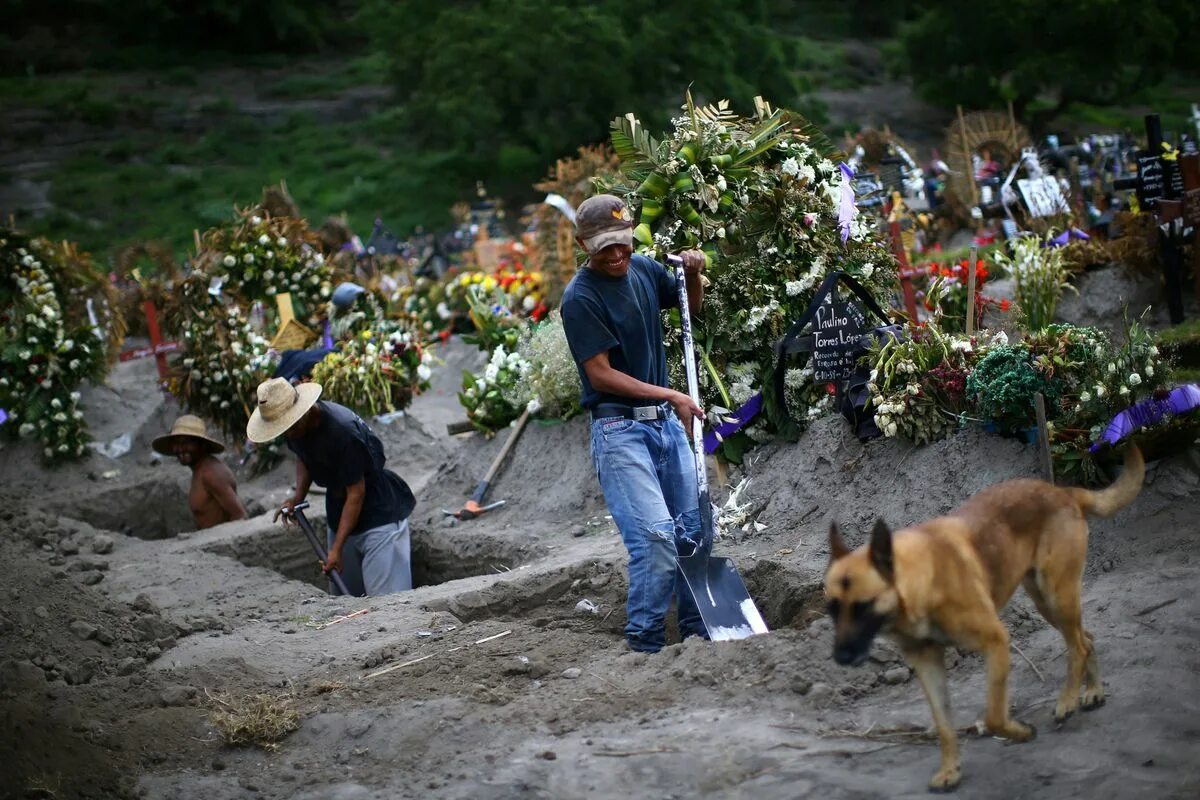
left=118, top=300, right=179, bottom=380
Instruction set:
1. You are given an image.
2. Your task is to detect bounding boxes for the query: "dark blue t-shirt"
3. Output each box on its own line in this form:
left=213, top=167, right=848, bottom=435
left=560, top=254, right=679, bottom=409
left=285, top=401, right=416, bottom=535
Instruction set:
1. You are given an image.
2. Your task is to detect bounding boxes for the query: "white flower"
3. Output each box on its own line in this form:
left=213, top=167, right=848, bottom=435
left=277, top=237, right=287, bottom=248
left=1128, top=373, right=1142, bottom=386
left=62, top=339, right=74, bottom=351
left=951, top=339, right=973, bottom=353
left=522, top=295, right=536, bottom=312
left=258, top=234, right=270, bottom=245
left=526, top=397, right=542, bottom=414
left=1145, top=364, right=1154, bottom=377
left=18, top=350, right=31, bottom=360
left=1150, top=345, right=1159, bottom=356
left=421, top=350, right=433, bottom=365
left=50, top=398, right=61, bottom=409
left=1080, top=391, right=1091, bottom=402
left=18, top=423, right=34, bottom=437
left=1095, top=385, right=1106, bottom=398
left=69, top=359, right=80, bottom=370
left=860, top=263, right=874, bottom=279
left=223, top=254, right=236, bottom=267
left=417, top=364, right=432, bottom=381
left=53, top=412, right=66, bottom=422
left=250, top=215, right=262, bottom=225
left=1107, top=362, right=1116, bottom=374
left=885, top=421, right=898, bottom=437
left=990, top=331, right=1009, bottom=346
left=484, top=363, right=499, bottom=382
left=44, top=448, right=53, bottom=458
left=716, top=226, right=726, bottom=239
left=243, top=253, right=255, bottom=264
left=1119, top=385, right=1130, bottom=395
left=781, top=157, right=800, bottom=177
left=265, top=251, right=274, bottom=260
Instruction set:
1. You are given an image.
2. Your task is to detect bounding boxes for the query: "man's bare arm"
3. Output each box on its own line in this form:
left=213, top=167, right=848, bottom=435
left=203, top=464, right=247, bottom=521
left=324, top=479, right=366, bottom=574
left=581, top=351, right=703, bottom=430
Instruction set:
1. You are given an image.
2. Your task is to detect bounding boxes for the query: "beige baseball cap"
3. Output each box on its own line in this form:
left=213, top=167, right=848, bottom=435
left=575, top=194, right=633, bottom=254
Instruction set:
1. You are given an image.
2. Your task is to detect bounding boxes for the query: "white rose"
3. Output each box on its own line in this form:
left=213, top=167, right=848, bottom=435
left=1107, top=363, right=1116, bottom=374
left=1095, top=385, right=1106, bottom=398
left=1145, top=364, right=1154, bottom=377
left=265, top=251, right=274, bottom=260
left=250, top=215, right=262, bottom=225
left=277, top=237, right=287, bottom=248
left=51, top=398, right=61, bottom=409
left=258, top=234, right=270, bottom=245
left=224, top=255, right=236, bottom=267
left=1128, top=373, right=1142, bottom=386
left=417, top=364, right=432, bottom=381
left=18, top=423, right=34, bottom=437
left=1080, top=391, right=1091, bottom=402
left=885, top=421, right=898, bottom=437
left=243, top=253, right=255, bottom=264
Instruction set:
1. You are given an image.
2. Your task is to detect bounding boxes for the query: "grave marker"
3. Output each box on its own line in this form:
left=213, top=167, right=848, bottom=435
left=811, top=295, right=867, bottom=383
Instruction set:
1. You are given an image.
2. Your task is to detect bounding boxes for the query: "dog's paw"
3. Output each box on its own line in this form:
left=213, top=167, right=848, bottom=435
left=928, top=766, right=962, bottom=793
left=1080, top=687, right=1106, bottom=712
left=1054, top=701, right=1077, bottom=727
left=996, top=719, right=1037, bottom=742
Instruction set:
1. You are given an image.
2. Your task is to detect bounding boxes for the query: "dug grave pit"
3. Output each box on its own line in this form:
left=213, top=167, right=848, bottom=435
left=55, top=473, right=195, bottom=540
left=200, top=515, right=556, bottom=593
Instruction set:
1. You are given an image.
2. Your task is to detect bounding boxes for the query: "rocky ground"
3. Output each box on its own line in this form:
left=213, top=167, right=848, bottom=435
left=2, top=270, right=1200, bottom=799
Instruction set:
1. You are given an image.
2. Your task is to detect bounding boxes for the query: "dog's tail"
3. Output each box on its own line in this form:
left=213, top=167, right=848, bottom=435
left=1068, top=445, right=1144, bottom=518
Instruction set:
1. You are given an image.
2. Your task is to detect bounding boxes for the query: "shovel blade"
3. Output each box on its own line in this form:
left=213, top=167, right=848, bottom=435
left=677, top=554, right=768, bottom=641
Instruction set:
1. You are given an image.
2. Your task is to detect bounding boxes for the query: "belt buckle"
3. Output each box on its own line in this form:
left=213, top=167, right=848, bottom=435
left=633, top=406, right=658, bottom=421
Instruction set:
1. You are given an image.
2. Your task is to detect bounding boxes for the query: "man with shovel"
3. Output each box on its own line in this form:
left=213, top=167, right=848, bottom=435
left=561, top=194, right=708, bottom=653
left=247, top=378, right=416, bottom=595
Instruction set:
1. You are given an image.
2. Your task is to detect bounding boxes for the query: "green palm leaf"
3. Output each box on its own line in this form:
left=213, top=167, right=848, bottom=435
left=609, top=112, right=661, bottom=181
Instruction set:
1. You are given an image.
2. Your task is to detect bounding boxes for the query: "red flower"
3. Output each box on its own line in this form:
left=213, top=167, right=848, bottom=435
left=1000, top=299, right=1012, bottom=311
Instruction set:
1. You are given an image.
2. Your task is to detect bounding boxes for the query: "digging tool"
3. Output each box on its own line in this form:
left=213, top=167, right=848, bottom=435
left=668, top=254, right=769, bottom=641
left=282, top=501, right=354, bottom=597
left=442, top=407, right=531, bottom=520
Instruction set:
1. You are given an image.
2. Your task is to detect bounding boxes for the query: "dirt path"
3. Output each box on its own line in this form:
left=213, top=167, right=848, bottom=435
left=1, top=338, right=1199, bottom=799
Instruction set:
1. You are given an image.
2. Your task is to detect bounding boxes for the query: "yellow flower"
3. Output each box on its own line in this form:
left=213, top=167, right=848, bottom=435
left=360, top=329, right=372, bottom=340
left=482, top=276, right=497, bottom=291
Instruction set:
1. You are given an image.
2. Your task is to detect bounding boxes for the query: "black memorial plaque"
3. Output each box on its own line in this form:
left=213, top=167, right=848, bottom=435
left=1137, top=151, right=1165, bottom=208
left=812, top=297, right=867, bottom=383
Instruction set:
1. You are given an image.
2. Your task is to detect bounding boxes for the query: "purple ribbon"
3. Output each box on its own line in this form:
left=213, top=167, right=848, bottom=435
left=838, top=162, right=856, bottom=244
left=703, top=392, right=764, bottom=454
left=323, top=320, right=334, bottom=349
left=1090, top=384, right=1200, bottom=452
left=0, top=408, right=7, bottom=426
left=1048, top=228, right=1091, bottom=248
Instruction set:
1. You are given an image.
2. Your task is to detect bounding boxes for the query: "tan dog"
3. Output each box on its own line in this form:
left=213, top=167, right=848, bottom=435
left=824, top=446, right=1144, bottom=792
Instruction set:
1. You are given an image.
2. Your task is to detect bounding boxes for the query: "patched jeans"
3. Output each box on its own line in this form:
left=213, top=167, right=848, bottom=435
left=590, top=411, right=707, bottom=652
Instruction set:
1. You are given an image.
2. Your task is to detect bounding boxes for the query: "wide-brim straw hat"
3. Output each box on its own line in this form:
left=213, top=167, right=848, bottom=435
left=246, top=378, right=322, bottom=443
left=152, top=415, right=226, bottom=455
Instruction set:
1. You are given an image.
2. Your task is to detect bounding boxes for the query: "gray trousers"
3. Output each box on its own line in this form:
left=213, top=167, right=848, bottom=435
left=326, top=518, right=413, bottom=596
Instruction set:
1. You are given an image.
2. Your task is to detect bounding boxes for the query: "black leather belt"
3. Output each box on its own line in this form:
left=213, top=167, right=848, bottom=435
left=592, top=402, right=671, bottom=422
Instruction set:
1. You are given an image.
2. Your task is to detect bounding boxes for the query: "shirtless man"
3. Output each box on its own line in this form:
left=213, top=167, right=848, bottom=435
left=152, top=415, right=246, bottom=530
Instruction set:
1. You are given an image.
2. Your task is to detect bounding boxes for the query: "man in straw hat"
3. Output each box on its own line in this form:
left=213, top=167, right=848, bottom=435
left=153, top=415, right=247, bottom=530
left=247, top=378, right=416, bottom=596
left=560, top=193, right=708, bottom=653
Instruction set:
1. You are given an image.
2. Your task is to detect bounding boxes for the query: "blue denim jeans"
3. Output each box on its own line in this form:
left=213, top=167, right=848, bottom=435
left=590, top=410, right=707, bottom=652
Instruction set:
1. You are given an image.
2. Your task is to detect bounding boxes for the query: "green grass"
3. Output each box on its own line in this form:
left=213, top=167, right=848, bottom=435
left=1158, top=319, right=1200, bottom=345
left=262, top=53, right=386, bottom=99
left=15, top=105, right=465, bottom=261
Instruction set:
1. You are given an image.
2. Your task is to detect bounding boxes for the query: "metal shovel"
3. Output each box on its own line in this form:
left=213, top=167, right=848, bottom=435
left=283, top=501, right=354, bottom=597
left=668, top=254, right=769, bottom=641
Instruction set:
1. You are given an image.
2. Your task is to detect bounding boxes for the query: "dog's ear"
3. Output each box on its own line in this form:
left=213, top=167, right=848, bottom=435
left=869, top=518, right=894, bottom=583
left=829, top=522, right=850, bottom=561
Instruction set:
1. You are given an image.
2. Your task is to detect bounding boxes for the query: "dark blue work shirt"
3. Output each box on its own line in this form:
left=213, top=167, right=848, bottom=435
left=560, top=254, right=679, bottom=409
left=285, top=401, right=416, bottom=534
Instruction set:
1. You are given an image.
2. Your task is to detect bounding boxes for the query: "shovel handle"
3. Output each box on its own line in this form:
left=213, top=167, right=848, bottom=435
left=284, top=504, right=353, bottom=597
left=668, top=253, right=715, bottom=554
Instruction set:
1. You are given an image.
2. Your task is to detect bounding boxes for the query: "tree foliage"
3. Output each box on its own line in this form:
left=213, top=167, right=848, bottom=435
left=362, top=0, right=803, bottom=203
left=899, top=0, right=1199, bottom=121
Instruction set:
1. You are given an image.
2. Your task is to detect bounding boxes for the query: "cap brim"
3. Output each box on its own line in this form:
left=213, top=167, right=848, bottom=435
left=151, top=433, right=225, bottom=456
left=583, top=227, right=633, bottom=254
left=245, top=382, right=323, bottom=443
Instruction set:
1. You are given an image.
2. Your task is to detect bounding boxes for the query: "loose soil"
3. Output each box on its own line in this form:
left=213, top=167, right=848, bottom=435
left=2, top=273, right=1200, bottom=799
